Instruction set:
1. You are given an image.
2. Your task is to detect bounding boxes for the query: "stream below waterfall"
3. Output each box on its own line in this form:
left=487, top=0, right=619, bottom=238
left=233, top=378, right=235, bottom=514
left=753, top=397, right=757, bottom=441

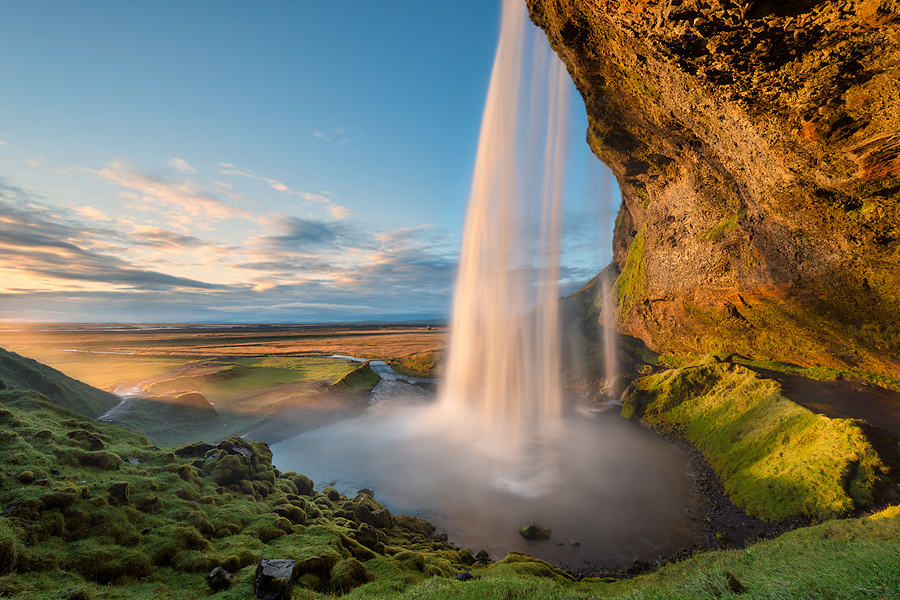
left=271, top=359, right=705, bottom=570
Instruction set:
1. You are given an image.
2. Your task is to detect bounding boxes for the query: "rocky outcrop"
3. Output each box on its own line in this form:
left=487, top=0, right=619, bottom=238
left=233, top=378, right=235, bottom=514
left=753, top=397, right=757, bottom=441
left=529, top=0, right=900, bottom=377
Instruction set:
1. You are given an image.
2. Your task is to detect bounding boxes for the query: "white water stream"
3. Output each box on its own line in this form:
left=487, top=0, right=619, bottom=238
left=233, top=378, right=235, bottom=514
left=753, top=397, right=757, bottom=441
left=272, top=0, right=703, bottom=568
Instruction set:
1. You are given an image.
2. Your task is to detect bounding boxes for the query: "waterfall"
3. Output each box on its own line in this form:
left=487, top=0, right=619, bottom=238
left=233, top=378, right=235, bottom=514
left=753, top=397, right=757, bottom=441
left=439, top=0, right=570, bottom=458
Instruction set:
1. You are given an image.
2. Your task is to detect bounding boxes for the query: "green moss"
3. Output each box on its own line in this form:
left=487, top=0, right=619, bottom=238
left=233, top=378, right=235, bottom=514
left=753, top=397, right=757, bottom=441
left=698, top=214, right=739, bottom=241
left=330, top=558, right=374, bottom=594
left=623, top=363, right=886, bottom=520
left=614, top=230, right=646, bottom=323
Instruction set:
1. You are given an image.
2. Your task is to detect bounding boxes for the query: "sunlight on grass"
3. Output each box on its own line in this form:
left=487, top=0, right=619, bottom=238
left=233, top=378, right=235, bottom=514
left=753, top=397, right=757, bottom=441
left=623, top=360, right=886, bottom=520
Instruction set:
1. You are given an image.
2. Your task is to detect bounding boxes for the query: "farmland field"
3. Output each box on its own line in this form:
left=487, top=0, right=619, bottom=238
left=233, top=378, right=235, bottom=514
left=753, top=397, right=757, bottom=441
left=0, top=323, right=445, bottom=445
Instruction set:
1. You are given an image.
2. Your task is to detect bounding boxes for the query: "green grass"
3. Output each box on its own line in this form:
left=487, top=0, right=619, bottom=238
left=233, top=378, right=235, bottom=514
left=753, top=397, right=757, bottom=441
left=0, top=388, right=479, bottom=599
left=3, top=357, right=900, bottom=598
left=0, top=348, right=120, bottom=418
left=622, top=360, right=886, bottom=520
left=329, top=362, right=381, bottom=392
left=387, top=352, right=444, bottom=378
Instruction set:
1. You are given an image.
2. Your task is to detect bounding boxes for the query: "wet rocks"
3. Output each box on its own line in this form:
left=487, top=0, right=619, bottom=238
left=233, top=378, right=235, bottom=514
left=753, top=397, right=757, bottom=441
left=519, top=523, right=552, bottom=541
left=254, top=559, right=298, bottom=600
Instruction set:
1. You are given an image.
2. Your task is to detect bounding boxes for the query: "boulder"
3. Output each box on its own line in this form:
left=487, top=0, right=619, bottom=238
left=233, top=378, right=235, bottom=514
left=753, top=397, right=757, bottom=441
left=519, top=523, right=551, bottom=541
left=206, top=566, right=233, bottom=592
left=291, top=474, right=314, bottom=496
left=254, top=559, right=297, bottom=600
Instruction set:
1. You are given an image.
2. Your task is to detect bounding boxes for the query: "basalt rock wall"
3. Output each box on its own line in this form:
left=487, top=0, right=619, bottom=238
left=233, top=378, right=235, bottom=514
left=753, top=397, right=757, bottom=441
left=528, top=0, right=900, bottom=377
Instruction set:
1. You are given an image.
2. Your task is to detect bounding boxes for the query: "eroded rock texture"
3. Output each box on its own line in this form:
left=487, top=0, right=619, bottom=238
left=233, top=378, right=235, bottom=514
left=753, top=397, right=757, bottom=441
left=529, top=0, right=900, bottom=376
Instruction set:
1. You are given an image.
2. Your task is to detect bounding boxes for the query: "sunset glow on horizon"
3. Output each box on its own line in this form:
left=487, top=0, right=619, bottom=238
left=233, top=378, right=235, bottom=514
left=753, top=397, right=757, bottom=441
left=0, top=1, right=617, bottom=323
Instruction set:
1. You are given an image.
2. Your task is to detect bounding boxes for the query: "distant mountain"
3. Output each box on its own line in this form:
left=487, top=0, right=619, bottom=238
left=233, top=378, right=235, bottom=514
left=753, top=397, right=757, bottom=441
left=0, top=347, right=119, bottom=418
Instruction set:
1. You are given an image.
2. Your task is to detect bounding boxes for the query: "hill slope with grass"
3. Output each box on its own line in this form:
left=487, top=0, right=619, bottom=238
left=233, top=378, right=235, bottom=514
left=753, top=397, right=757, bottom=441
left=0, top=348, right=119, bottom=418
left=2, top=385, right=900, bottom=598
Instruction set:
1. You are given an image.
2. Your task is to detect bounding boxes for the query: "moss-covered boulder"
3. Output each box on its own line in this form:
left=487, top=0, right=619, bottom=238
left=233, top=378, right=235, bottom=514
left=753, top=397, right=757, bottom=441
left=329, top=557, right=374, bottom=594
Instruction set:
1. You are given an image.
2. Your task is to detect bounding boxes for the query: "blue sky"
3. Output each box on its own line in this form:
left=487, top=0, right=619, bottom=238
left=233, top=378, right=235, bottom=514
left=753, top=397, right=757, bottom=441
left=0, top=1, right=618, bottom=323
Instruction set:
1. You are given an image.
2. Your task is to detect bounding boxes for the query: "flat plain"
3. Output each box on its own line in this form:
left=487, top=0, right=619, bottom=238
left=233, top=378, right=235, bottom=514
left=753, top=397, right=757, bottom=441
left=0, top=323, right=445, bottom=445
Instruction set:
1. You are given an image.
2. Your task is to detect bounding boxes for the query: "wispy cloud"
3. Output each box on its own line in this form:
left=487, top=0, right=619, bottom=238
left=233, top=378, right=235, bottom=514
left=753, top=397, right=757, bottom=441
left=218, top=163, right=351, bottom=220
left=72, top=206, right=111, bottom=221
left=168, top=158, right=196, bottom=173
left=73, top=161, right=258, bottom=229
left=313, top=127, right=349, bottom=145
left=0, top=172, right=457, bottom=321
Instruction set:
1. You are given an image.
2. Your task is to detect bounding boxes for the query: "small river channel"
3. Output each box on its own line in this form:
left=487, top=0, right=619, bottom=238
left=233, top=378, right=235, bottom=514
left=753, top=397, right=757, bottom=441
left=271, top=359, right=704, bottom=570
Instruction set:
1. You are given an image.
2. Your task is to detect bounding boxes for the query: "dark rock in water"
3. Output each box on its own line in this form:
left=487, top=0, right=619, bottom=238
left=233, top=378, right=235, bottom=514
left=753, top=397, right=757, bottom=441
left=519, top=523, right=552, bottom=541
left=356, top=487, right=374, bottom=498
left=254, top=559, right=297, bottom=600
left=108, top=482, right=129, bottom=506
left=206, top=566, right=233, bottom=592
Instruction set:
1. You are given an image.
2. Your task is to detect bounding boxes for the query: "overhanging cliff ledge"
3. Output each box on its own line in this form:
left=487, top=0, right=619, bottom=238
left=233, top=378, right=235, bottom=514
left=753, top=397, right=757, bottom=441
left=529, top=0, right=900, bottom=378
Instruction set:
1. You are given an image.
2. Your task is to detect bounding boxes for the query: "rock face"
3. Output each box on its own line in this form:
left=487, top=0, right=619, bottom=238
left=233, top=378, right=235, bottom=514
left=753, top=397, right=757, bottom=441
left=528, top=0, right=900, bottom=376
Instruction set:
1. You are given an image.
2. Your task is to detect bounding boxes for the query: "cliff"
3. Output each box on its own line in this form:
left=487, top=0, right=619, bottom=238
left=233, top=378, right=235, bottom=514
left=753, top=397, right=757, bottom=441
left=528, top=0, right=900, bottom=379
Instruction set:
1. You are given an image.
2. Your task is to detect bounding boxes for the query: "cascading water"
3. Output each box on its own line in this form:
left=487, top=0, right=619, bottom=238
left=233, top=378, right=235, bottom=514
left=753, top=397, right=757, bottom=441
left=439, top=0, right=569, bottom=459
left=271, top=0, right=704, bottom=567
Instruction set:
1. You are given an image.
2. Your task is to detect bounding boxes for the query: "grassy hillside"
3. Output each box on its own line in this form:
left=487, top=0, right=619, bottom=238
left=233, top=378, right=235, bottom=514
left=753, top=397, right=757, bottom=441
left=0, top=348, right=119, bottom=418
left=622, top=359, right=887, bottom=521
left=386, top=351, right=445, bottom=379
left=3, top=387, right=900, bottom=598
left=329, top=361, right=381, bottom=392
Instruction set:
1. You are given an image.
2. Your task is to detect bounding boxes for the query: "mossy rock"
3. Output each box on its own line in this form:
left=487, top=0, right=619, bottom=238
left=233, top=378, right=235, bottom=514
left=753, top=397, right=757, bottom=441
left=489, top=551, right=574, bottom=581
left=323, top=486, right=342, bottom=502
left=330, top=557, right=374, bottom=594
left=209, top=453, right=251, bottom=486
left=291, top=474, right=315, bottom=496
left=173, top=440, right=215, bottom=458
left=75, top=450, right=122, bottom=471
left=351, top=494, right=393, bottom=529
left=394, top=514, right=435, bottom=537
left=272, top=503, right=306, bottom=525
left=394, top=550, right=425, bottom=571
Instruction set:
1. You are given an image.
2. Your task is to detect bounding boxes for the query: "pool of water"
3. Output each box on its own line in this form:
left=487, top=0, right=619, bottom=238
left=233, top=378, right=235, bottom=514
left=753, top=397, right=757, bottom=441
left=271, top=364, right=703, bottom=569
